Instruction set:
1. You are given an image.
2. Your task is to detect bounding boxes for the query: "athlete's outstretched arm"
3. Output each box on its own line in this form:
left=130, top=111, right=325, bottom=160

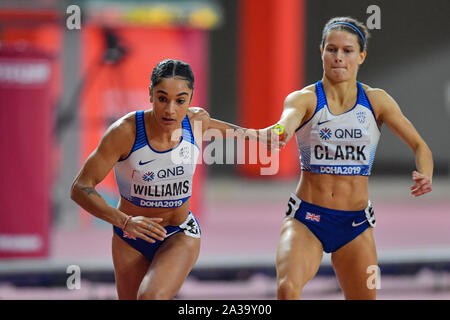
left=257, top=89, right=314, bottom=149
left=188, top=107, right=258, bottom=141
left=189, top=92, right=311, bottom=148
left=70, top=117, right=166, bottom=242
left=370, top=89, right=433, bottom=197
left=208, top=118, right=259, bottom=140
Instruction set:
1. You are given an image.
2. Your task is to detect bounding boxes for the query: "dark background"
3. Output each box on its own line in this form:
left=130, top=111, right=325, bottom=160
left=209, top=0, right=450, bottom=177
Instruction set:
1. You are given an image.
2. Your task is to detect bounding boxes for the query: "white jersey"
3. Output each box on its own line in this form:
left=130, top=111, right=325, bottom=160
left=295, top=81, right=380, bottom=176
left=114, top=110, right=200, bottom=208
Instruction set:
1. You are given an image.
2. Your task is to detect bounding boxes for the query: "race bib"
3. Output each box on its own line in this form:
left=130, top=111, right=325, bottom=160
left=285, top=193, right=301, bottom=218
left=130, top=168, right=191, bottom=199
left=180, top=213, right=201, bottom=238
left=365, top=201, right=376, bottom=227
left=310, top=126, right=371, bottom=175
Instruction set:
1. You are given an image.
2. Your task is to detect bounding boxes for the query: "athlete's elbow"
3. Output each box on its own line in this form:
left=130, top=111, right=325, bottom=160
left=70, top=180, right=81, bottom=202
left=411, top=139, right=430, bottom=155
left=70, top=178, right=87, bottom=203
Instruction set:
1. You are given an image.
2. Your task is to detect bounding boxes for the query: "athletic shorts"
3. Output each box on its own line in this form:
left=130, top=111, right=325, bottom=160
left=285, top=193, right=376, bottom=253
left=113, top=211, right=201, bottom=261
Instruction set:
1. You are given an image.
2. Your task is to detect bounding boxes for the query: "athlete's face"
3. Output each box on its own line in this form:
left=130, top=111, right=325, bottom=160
left=320, top=30, right=366, bottom=82
left=150, top=77, right=192, bottom=129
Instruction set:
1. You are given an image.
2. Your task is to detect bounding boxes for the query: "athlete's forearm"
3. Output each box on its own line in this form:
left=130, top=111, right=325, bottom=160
left=414, top=143, right=433, bottom=179
left=70, top=182, right=128, bottom=228
left=206, top=118, right=258, bottom=140
left=276, top=108, right=304, bottom=138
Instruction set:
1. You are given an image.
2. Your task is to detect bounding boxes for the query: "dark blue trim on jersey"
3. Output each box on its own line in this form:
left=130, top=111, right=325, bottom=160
left=128, top=195, right=191, bottom=208
left=356, top=82, right=371, bottom=108
left=146, top=115, right=199, bottom=154
left=310, top=164, right=370, bottom=176
left=182, top=115, right=199, bottom=149
left=295, top=80, right=379, bottom=133
left=356, top=82, right=381, bottom=132
left=133, top=110, right=148, bottom=152
left=316, top=80, right=327, bottom=112
left=295, top=81, right=327, bottom=132
left=146, top=114, right=182, bottom=154
left=322, top=80, right=360, bottom=116
left=118, top=110, right=147, bottom=162
left=118, top=111, right=199, bottom=161
left=147, top=137, right=184, bottom=154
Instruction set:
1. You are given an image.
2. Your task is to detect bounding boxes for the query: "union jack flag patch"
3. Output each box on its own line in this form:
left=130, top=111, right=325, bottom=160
left=305, top=212, right=320, bottom=222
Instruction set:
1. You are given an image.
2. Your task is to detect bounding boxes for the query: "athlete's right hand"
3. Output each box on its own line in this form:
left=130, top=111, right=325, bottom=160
left=257, top=124, right=292, bottom=150
left=123, top=216, right=167, bottom=243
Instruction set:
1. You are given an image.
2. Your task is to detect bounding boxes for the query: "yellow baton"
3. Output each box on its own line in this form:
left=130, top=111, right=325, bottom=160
left=273, top=124, right=285, bottom=136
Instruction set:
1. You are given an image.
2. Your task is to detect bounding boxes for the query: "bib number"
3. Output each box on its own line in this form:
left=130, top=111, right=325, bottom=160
left=365, top=201, right=376, bottom=227
left=286, top=194, right=301, bottom=218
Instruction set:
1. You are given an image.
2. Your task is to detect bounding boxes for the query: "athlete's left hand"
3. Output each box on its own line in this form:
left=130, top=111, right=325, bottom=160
left=410, top=170, right=432, bottom=197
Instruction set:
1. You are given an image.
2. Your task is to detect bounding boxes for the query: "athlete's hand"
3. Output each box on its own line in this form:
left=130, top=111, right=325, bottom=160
left=257, top=124, right=292, bottom=151
left=410, top=170, right=432, bottom=197
left=124, top=216, right=167, bottom=243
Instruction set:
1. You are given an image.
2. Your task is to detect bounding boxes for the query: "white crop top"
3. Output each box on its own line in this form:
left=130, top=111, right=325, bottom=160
left=114, top=110, right=200, bottom=208
left=295, top=81, right=380, bottom=176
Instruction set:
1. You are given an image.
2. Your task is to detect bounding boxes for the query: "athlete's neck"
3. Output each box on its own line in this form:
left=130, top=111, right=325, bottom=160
left=322, top=76, right=358, bottom=107
left=146, top=110, right=182, bottom=144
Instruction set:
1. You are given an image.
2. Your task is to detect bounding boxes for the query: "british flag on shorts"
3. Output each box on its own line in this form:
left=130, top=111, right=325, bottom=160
left=305, top=212, right=321, bottom=222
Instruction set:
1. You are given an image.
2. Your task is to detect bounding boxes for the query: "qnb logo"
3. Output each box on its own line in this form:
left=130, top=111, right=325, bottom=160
left=142, top=171, right=155, bottom=182
left=142, top=166, right=185, bottom=182
left=157, top=166, right=185, bottom=179
left=335, top=128, right=363, bottom=139
left=320, top=128, right=363, bottom=140
left=319, top=128, right=332, bottom=140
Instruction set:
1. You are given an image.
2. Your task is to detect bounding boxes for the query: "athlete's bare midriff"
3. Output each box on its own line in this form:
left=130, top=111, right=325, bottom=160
left=295, top=171, right=369, bottom=211
left=118, top=197, right=191, bottom=227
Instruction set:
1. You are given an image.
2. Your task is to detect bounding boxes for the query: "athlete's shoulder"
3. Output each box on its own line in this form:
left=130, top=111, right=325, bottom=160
left=360, top=83, right=390, bottom=101
left=101, top=111, right=138, bottom=147
left=108, top=111, right=137, bottom=136
left=284, top=84, right=317, bottom=108
left=96, top=111, right=137, bottom=157
left=187, top=107, right=210, bottom=122
left=360, top=84, right=397, bottom=109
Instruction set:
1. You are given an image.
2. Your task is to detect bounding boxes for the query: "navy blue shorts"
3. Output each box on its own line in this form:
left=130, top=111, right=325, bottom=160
left=285, top=193, right=376, bottom=253
left=113, top=211, right=201, bottom=261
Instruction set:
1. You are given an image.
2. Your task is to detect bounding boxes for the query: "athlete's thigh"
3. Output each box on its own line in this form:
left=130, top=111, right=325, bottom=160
left=111, top=232, right=150, bottom=300
left=276, top=217, right=324, bottom=286
left=139, top=232, right=201, bottom=299
left=331, top=227, right=378, bottom=300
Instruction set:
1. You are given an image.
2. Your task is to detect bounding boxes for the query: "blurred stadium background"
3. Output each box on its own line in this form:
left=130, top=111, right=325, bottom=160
left=0, top=0, right=449, bottom=299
